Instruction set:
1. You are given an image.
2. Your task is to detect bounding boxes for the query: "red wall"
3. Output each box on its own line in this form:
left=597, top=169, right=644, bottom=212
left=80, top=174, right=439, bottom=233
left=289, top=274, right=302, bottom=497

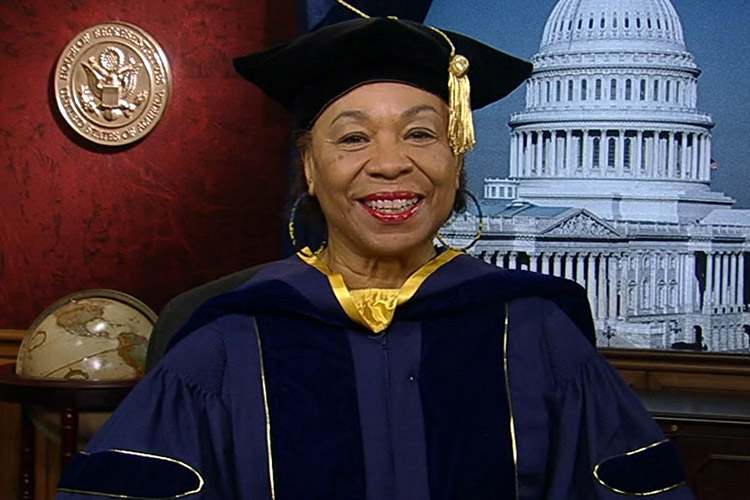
left=0, top=0, right=297, bottom=328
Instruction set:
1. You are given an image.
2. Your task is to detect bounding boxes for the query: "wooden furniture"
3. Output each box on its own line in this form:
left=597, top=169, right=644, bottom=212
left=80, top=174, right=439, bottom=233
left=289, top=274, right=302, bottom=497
left=604, top=349, right=750, bottom=499
left=0, top=333, right=747, bottom=499
left=0, top=363, right=136, bottom=500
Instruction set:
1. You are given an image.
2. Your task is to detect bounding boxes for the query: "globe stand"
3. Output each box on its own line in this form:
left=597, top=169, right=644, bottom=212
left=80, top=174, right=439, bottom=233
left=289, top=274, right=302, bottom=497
left=0, top=363, right=137, bottom=500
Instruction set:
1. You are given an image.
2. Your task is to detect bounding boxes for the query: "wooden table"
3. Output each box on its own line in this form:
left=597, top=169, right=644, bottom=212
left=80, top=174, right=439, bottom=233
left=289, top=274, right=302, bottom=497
left=0, top=364, right=137, bottom=500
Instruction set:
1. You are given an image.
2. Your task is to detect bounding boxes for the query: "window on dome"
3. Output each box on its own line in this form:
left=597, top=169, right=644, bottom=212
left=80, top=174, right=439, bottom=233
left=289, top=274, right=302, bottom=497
left=624, top=137, right=632, bottom=170
left=641, top=135, right=649, bottom=172
left=577, top=133, right=584, bottom=170
left=589, top=18, right=594, bottom=30
left=546, top=81, right=551, bottom=103
left=665, top=81, right=671, bottom=102
left=600, top=17, right=605, bottom=29
left=636, top=17, right=641, bottom=29
left=581, top=79, right=588, bottom=101
left=640, top=79, right=646, bottom=100
left=676, top=81, right=681, bottom=104
left=624, top=17, right=629, bottom=29
left=653, top=80, right=660, bottom=101
left=625, top=79, right=632, bottom=100
left=595, top=79, right=602, bottom=100
left=657, top=19, right=661, bottom=30
left=578, top=18, right=582, bottom=30
left=610, top=79, right=617, bottom=100
left=556, top=80, right=561, bottom=101
left=568, top=80, right=573, bottom=101
left=647, top=18, right=652, bottom=29
left=613, top=16, right=617, bottom=29
left=568, top=20, right=572, bottom=31
left=608, top=137, right=617, bottom=169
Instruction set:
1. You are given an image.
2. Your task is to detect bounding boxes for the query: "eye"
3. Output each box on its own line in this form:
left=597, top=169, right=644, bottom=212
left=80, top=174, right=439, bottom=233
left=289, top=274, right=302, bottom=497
left=337, top=132, right=369, bottom=147
left=405, top=128, right=437, bottom=142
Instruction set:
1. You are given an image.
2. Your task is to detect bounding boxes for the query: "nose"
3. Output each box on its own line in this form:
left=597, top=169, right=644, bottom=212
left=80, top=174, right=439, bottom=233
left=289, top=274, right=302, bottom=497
left=364, top=137, right=413, bottom=179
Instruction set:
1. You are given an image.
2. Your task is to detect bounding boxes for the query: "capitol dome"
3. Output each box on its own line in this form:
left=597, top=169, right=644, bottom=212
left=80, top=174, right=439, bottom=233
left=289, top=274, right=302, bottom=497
left=504, top=0, right=726, bottom=223
left=540, top=0, right=687, bottom=54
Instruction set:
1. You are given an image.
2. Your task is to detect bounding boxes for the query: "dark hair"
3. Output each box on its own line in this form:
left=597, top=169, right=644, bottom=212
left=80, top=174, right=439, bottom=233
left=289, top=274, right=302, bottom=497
left=289, top=130, right=467, bottom=249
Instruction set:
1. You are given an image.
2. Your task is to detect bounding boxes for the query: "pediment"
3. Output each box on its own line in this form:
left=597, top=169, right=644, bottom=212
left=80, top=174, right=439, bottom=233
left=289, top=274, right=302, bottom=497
left=540, top=210, right=622, bottom=239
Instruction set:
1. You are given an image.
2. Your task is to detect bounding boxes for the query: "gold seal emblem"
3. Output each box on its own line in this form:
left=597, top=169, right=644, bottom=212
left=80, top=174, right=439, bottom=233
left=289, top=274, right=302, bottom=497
left=54, top=22, right=171, bottom=146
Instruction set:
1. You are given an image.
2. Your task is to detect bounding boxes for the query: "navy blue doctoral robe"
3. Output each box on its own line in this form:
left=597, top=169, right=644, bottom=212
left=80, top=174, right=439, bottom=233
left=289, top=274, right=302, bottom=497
left=56, top=253, right=694, bottom=499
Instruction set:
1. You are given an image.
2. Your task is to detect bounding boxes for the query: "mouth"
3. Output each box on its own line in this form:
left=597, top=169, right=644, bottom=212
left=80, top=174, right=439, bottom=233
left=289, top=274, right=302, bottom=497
left=359, top=192, right=423, bottom=222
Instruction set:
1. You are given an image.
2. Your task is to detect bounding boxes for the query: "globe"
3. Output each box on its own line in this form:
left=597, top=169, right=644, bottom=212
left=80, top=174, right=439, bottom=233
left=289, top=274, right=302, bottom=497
left=16, top=289, right=156, bottom=380
left=15, top=289, right=157, bottom=443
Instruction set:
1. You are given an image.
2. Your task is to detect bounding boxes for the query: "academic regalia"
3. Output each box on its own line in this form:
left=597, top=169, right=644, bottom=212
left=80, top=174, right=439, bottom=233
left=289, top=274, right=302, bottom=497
left=56, top=252, right=693, bottom=499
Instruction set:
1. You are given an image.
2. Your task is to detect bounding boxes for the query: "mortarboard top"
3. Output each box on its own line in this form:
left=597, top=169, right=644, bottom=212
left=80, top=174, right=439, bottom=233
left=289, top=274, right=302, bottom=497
left=233, top=17, right=532, bottom=153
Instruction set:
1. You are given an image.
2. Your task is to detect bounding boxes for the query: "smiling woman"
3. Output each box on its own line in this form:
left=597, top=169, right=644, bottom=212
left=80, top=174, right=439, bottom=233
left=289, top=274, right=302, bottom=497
left=304, top=83, right=460, bottom=288
left=56, top=14, right=695, bottom=500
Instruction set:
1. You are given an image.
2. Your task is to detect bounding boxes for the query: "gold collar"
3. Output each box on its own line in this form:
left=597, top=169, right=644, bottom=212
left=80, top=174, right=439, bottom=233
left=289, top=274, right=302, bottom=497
left=297, top=249, right=462, bottom=333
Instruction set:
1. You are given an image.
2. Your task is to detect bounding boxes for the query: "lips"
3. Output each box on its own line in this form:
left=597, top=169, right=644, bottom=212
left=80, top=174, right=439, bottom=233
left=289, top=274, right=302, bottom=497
left=359, top=192, right=423, bottom=222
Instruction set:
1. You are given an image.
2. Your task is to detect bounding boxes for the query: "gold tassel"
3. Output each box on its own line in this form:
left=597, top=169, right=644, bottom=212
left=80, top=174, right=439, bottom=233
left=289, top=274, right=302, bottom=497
left=448, top=54, right=475, bottom=156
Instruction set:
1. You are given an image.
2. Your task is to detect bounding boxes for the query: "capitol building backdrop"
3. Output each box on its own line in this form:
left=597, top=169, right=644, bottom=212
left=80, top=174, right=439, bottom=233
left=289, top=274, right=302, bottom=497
left=442, top=0, right=750, bottom=352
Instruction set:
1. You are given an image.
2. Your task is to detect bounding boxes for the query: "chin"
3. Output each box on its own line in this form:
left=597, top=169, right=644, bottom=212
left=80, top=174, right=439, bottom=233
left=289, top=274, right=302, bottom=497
left=359, top=233, right=435, bottom=259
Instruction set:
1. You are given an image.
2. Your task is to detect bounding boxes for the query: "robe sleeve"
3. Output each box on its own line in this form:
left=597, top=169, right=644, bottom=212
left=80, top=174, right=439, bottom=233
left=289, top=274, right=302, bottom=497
left=541, top=297, right=695, bottom=499
left=55, top=323, right=239, bottom=499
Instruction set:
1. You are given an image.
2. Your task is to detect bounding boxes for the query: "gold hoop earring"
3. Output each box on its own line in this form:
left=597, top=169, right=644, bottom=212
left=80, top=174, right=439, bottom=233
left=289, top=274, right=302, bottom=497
left=436, top=189, right=483, bottom=252
left=288, top=193, right=326, bottom=255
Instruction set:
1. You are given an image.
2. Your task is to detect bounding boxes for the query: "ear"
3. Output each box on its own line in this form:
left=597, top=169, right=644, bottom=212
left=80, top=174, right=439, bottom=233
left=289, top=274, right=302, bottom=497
left=302, top=148, right=315, bottom=196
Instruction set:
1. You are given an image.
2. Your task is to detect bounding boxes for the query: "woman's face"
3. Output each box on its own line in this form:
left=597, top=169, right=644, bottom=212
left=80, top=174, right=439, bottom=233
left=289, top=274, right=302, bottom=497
left=304, top=82, right=460, bottom=260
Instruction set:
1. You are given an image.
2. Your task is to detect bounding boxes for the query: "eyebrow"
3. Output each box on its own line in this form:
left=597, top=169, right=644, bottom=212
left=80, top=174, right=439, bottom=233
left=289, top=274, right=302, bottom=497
left=401, top=104, right=440, bottom=118
left=329, top=110, right=369, bottom=128
left=329, top=104, right=441, bottom=128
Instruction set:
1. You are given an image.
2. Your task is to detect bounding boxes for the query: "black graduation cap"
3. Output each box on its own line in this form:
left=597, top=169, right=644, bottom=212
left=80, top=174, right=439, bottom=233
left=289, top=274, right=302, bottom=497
left=234, top=17, right=532, bottom=154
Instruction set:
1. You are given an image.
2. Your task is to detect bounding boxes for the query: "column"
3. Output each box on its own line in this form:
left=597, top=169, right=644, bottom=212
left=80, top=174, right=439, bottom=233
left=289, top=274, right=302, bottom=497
left=729, top=252, right=738, bottom=309
left=711, top=253, right=721, bottom=310
left=509, top=251, right=518, bottom=270
left=598, top=254, right=608, bottom=318
left=652, top=132, right=660, bottom=177
left=535, top=131, right=544, bottom=175
left=703, top=252, right=714, bottom=311
left=524, top=132, right=532, bottom=176
left=553, top=253, right=563, bottom=277
left=599, top=131, right=607, bottom=171
left=509, top=133, right=517, bottom=177
left=617, top=129, right=625, bottom=175
left=587, top=253, right=598, bottom=317
left=722, top=253, right=730, bottom=309
left=550, top=130, right=557, bottom=176
left=690, top=132, right=699, bottom=180
left=542, top=252, right=551, bottom=275
left=651, top=252, right=658, bottom=311
left=565, top=254, right=574, bottom=280
left=739, top=253, right=746, bottom=308
left=635, top=130, right=643, bottom=177
left=576, top=253, right=585, bottom=286
left=705, top=135, right=713, bottom=180
left=667, top=131, right=675, bottom=178
left=565, top=129, right=573, bottom=175
left=680, top=132, right=688, bottom=179
left=608, top=254, right=618, bottom=317
left=684, top=252, right=695, bottom=313
left=582, top=129, right=589, bottom=175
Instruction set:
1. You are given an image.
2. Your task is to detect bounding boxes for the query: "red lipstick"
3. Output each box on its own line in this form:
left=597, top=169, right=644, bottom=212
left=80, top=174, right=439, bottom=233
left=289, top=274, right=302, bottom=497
left=359, top=192, right=423, bottom=223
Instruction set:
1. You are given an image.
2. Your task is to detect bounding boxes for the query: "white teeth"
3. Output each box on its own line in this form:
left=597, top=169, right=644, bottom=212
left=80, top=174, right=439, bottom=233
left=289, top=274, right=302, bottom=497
left=364, top=197, right=419, bottom=213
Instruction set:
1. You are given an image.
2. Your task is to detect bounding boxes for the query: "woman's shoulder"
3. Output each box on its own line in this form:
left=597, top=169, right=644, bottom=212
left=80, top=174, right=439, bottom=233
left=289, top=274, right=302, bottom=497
left=158, top=313, right=261, bottom=396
